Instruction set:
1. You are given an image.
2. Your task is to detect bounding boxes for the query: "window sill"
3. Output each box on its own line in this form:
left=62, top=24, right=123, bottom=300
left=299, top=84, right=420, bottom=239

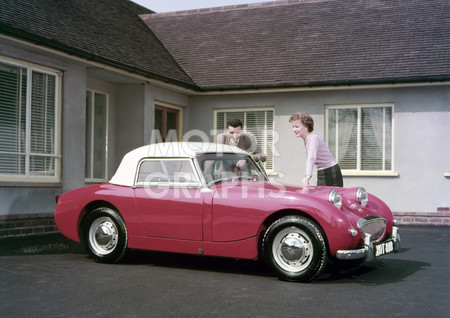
left=85, top=179, right=109, bottom=184
left=0, top=181, right=63, bottom=188
left=342, top=172, right=399, bottom=177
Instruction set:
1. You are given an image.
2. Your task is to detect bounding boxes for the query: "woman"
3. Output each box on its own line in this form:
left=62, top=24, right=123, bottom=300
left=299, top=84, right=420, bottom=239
left=289, top=112, right=343, bottom=187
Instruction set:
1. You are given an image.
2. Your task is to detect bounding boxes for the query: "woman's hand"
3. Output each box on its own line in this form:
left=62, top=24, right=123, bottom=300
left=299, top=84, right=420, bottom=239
left=302, top=175, right=311, bottom=187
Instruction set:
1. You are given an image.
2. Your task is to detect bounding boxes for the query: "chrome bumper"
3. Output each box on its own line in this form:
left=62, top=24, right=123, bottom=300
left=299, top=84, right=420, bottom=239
left=336, top=226, right=400, bottom=261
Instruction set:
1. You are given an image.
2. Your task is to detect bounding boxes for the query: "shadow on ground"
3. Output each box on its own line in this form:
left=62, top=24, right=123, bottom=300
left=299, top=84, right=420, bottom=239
left=0, top=233, right=84, bottom=256
left=318, top=257, right=430, bottom=285
left=0, top=233, right=429, bottom=285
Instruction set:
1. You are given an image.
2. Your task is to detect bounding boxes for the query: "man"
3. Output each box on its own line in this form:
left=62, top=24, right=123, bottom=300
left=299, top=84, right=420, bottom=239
left=216, top=119, right=267, bottom=163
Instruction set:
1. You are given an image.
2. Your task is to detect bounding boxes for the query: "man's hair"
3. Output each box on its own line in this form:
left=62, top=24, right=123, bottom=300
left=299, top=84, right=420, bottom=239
left=226, top=118, right=243, bottom=128
left=289, top=112, right=314, bottom=133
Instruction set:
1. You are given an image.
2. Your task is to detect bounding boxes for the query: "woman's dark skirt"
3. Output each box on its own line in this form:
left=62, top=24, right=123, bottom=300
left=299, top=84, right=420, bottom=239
left=317, top=164, right=343, bottom=187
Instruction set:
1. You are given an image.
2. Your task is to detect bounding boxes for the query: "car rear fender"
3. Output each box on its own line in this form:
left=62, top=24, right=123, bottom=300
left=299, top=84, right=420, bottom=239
left=54, top=188, right=89, bottom=242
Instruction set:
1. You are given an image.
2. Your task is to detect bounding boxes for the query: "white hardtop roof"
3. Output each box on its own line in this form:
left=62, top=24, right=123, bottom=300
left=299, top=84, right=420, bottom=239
left=110, top=142, right=249, bottom=186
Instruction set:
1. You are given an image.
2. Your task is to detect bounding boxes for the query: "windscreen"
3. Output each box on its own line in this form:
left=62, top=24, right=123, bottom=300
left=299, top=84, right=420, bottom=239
left=196, top=153, right=267, bottom=185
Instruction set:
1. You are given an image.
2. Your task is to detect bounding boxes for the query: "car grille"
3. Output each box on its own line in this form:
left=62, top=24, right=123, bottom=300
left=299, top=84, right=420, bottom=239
left=357, top=216, right=386, bottom=242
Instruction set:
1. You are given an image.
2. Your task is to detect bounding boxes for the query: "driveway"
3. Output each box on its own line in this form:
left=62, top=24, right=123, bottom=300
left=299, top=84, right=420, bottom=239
left=1, top=226, right=449, bottom=317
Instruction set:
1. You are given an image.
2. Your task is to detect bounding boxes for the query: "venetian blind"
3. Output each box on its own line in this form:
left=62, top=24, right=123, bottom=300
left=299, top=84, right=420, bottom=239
left=215, top=109, right=274, bottom=170
left=0, top=61, right=58, bottom=177
left=0, top=64, right=27, bottom=175
left=30, top=71, right=56, bottom=176
left=327, top=105, right=393, bottom=172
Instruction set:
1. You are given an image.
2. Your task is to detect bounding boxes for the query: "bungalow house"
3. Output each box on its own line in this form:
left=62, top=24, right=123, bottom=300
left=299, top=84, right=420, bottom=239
left=0, top=0, right=449, bottom=237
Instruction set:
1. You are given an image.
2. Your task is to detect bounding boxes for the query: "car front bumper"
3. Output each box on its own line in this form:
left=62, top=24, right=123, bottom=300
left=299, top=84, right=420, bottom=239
left=336, top=226, right=400, bottom=261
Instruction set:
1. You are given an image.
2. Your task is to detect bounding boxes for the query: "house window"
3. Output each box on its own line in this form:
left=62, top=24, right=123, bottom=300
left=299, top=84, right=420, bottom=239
left=0, top=60, right=60, bottom=180
left=85, top=90, right=108, bottom=181
left=326, top=104, right=393, bottom=174
left=214, top=108, right=274, bottom=170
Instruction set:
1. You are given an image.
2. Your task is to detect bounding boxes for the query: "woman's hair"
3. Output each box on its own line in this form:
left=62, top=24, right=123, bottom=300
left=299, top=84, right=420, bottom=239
left=289, top=112, right=314, bottom=132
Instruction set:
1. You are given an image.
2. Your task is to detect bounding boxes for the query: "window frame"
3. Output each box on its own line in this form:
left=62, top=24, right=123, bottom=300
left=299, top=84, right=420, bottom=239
left=0, top=57, right=61, bottom=182
left=213, top=107, right=274, bottom=172
left=85, top=89, right=109, bottom=183
left=325, top=103, right=397, bottom=176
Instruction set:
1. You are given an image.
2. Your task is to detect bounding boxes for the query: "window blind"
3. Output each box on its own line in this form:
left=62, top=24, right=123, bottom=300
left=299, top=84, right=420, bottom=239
left=215, top=109, right=274, bottom=170
left=0, top=61, right=59, bottom=178
left=327, top=105, right=393, bottom=172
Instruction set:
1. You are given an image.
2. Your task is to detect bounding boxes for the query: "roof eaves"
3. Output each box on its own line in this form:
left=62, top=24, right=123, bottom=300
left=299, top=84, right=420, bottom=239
left=308, top=76, right=450, bottom=87
left=199, top=75, right=450, bottom=91
left=0, top=22, right=200, bottom=91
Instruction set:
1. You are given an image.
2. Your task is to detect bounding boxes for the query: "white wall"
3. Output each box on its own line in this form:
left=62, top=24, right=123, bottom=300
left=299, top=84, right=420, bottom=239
left=189, top=85, right=450, bottom=214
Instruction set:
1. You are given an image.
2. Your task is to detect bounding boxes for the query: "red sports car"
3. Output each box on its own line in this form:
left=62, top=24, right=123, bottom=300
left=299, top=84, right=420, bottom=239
left=55, top=142, right=400, bottom=282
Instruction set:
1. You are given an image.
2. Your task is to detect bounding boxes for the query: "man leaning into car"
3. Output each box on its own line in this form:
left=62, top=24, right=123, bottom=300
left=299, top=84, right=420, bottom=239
left=216, top=118, right=266, bottom=164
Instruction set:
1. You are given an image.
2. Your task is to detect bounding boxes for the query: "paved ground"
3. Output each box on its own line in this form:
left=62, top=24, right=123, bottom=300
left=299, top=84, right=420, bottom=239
left=1, top=226, right=449, bottom=317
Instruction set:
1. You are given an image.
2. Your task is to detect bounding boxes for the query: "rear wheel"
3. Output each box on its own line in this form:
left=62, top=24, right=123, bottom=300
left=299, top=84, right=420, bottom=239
left=263, top=216, right=327, bottom=282
left=82, top=207, right=128, bottom=263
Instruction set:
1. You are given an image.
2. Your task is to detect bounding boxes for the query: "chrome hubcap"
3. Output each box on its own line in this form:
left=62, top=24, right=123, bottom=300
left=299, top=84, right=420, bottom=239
left=272, top=227, right=313, bottom=272
left=281, top=235, right=305, bottom=262
left=89, top=217, right=118, bottom=255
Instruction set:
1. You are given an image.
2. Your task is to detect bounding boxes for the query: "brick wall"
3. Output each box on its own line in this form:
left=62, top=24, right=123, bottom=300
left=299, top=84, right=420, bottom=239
left=393, top=208, right=450, bottom=226
left=0, top=213, right=59, bottom=238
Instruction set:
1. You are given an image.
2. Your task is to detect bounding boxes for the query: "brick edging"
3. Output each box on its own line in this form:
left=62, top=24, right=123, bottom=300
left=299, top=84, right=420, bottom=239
left=0, top=213, right=58, bottom=238
left=0, top=213, right=55, bottom=221
left=393, top=210, right=450, bottom=226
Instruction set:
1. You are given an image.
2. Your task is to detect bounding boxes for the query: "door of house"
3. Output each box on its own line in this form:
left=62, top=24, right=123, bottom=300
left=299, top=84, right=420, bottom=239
left=155, top=104, right=180, bottom=141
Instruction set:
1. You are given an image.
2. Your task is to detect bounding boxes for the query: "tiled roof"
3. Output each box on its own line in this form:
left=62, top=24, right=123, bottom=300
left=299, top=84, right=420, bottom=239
left=0, top=0, right=197, bottom=89
left=142, top=0, right=450, bottom=90
left=1, top=0, right=449, bottom=92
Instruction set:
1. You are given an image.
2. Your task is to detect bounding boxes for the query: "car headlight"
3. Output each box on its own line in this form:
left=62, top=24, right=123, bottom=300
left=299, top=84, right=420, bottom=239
left=328, top=189, right=342, bottom=209
left=356, top=187, right=368, bottom=207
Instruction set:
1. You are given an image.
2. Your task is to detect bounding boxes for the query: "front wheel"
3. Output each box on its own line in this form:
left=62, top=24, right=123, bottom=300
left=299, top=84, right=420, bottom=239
left=263, top=216, right=327, bottom=282
left=82, top=207, right=128, bottom=263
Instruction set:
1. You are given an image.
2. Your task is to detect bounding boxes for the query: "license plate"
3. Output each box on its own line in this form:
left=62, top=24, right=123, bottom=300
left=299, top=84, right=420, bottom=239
left=374, top=240, right=394, bottom=257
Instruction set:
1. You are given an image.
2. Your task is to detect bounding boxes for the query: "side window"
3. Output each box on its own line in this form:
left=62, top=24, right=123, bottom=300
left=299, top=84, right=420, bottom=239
left=164, top=160, right=198, bottom=183
left=136, top=159, right=199, bottom=186
left=137, top=160, right=166, bottom=183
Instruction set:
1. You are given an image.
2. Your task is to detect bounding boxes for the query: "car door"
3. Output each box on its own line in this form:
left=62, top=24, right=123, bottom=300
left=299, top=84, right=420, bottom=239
left=134, top=158, right=204, bottom=240
left=211, top=184, right=268, bottom=242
